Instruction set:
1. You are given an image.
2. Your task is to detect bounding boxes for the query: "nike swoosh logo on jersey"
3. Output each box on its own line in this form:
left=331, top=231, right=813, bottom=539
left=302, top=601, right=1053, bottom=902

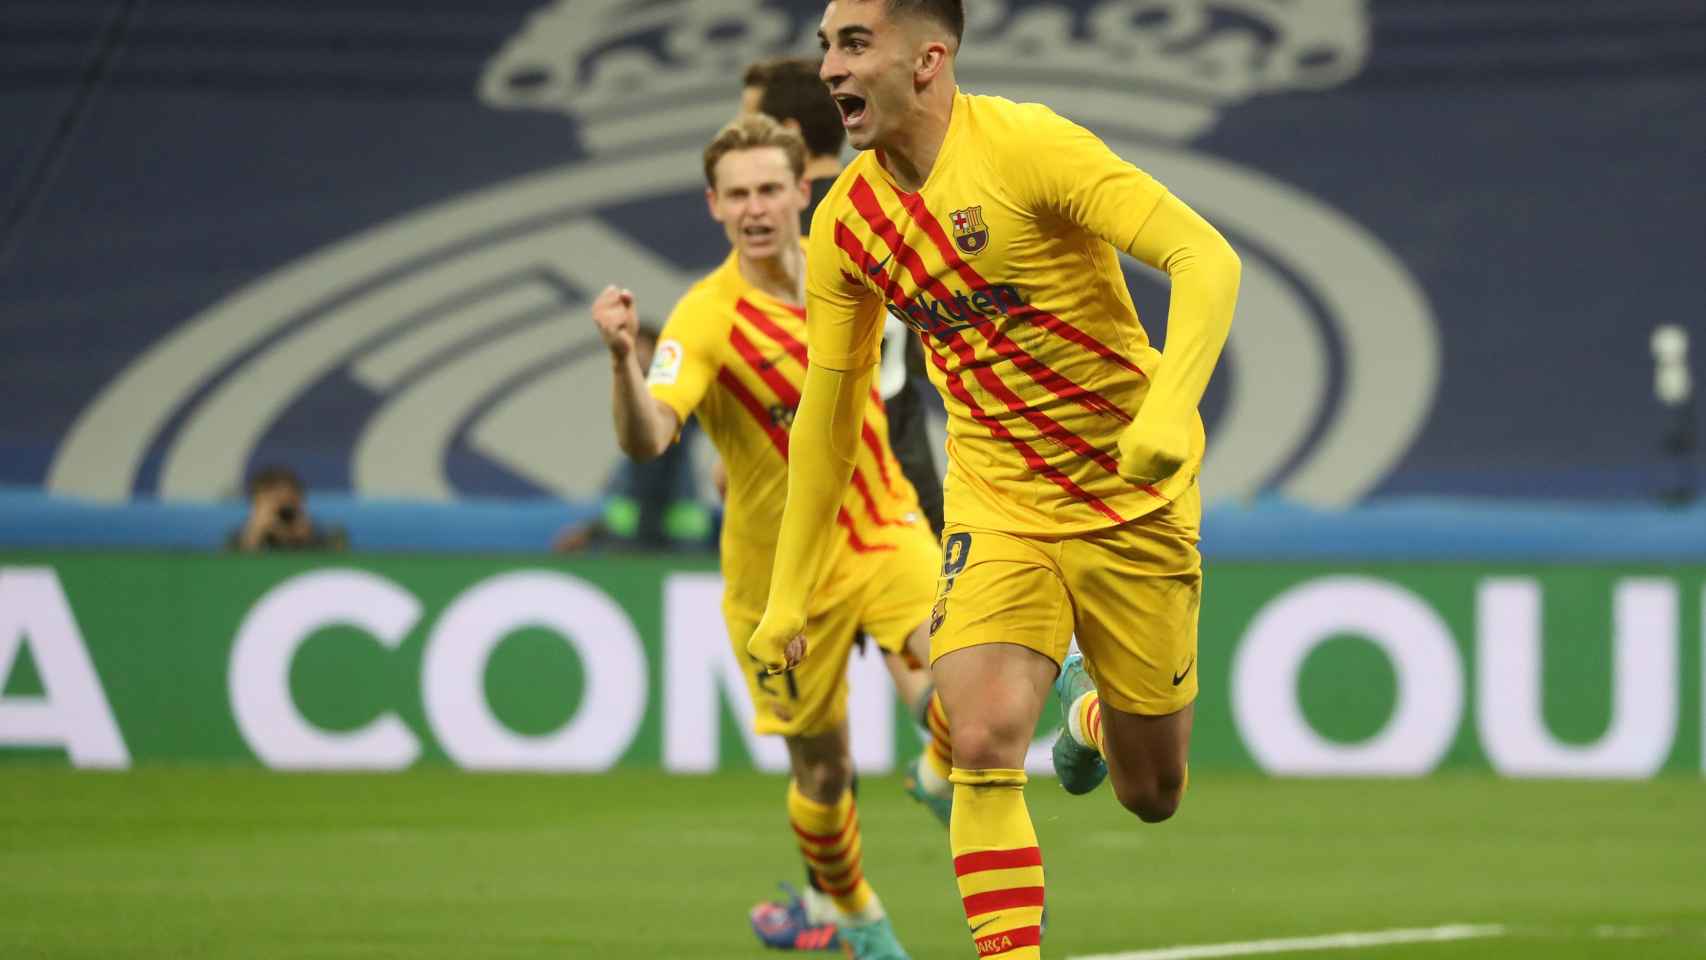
left=868, top=250, right=895, bottom=277
left=969, top=917, right=1000, bottom=934
left=1172, top=657, right=1195, bottom=686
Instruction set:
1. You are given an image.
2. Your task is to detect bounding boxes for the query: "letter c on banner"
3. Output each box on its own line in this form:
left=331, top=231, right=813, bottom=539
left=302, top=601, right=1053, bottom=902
left=422, top=571, right=646, bottom=770
left=1232, top=576, right=1463, bottom=776
left=229, top=569, right=423, bottom=769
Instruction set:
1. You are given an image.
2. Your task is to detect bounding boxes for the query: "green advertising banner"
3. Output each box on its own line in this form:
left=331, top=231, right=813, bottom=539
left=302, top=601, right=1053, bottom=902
left=0, top=552, right=1700, bottom=776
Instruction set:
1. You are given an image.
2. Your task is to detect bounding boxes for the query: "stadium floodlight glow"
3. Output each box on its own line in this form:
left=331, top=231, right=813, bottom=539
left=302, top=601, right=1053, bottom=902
left=1651, top=324, right=1691, bottom=407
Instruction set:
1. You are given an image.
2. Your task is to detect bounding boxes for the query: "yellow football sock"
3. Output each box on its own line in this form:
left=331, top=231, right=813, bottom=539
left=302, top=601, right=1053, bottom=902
left=950, top=768, right=1044, bottom=959
left=1070, top=690, right=1105, bottom=755
left=787, top=780, right=879, bottom=921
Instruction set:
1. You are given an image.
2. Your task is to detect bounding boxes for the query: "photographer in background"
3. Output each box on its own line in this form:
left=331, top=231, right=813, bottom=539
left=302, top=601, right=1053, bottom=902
left=227, top=465, right=347, bottom=552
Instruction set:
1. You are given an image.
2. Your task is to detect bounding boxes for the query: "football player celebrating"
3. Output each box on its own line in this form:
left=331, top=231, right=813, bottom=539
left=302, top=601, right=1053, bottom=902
left=746, top=2, right=1242, bottom=957
left=590, top=114, right=945, bottom=960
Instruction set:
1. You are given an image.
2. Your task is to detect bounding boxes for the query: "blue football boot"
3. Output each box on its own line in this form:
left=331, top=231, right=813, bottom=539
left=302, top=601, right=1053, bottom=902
left=1051, top=653, right=1108, bottom=795
left=901, top=755, right=951, bottom=827
left=838, top=915, right=910, bottom=959
left=749, top=883, right=840, bottom=951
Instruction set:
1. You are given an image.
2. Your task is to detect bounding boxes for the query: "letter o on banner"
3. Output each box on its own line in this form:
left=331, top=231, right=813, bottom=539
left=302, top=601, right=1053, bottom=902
left=422, top=571, right=646, bottom=770
left=1232, top=576, right=1463, bottom=776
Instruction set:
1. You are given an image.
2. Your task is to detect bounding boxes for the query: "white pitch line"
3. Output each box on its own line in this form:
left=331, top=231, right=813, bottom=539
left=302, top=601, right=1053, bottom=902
left=1070, top=923, right=1509, bottom=960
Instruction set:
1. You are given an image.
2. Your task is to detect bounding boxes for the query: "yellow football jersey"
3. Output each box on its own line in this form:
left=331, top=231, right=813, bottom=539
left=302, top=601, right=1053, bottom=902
left=806, top=91, right=1205, bottom=535
left=647, top=250, right=926, bottom=617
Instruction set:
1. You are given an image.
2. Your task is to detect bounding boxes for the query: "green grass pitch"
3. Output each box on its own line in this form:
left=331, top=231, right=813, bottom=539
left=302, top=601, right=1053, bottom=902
left=1, top=768, right=1701, bottom=959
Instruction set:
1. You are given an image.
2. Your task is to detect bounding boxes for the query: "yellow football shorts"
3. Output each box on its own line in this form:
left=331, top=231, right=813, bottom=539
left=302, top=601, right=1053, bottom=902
left=725, top=523, right=940, bottom=737
left=928, top=484, right=1202, bottom=716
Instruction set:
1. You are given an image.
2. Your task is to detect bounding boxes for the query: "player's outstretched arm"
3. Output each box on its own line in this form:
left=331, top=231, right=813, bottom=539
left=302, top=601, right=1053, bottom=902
left=1119, top=194, right=1242, bottom=485
left=591, top=284, right=680, bottom=461
left=747, top=360, right=871, bottom=673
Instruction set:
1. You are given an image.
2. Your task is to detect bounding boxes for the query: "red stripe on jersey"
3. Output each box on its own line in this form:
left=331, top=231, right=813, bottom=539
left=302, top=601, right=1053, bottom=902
left=975, top=925, right=1043, bottom=956
left=953, top=846, right=1043, bottom=876
left=846, top=179, right=1131, bottom=476
left=728, top=323, right=901, bottom=531
left=852, top=178, right=1136, bottom=427
left=736, top=299, right=809, bottom=367
left=737, top=298, right=900, bottom=497
left=719, top=367, right=890, bottom=551
left=890, top=184, right=1146, bottom=379
left=834, top=221, right=1123, bottom=524
left=962, top=886, right=1047, bottom=918
left=728, top=322, right=801, bottom=405
left=838, top=511, right=895, bottom=553
left=880, top=182, right=1173, bottom=494
left=839, top=200, right=1128, bottom=524
left=717, top=367, right=790, bottom=460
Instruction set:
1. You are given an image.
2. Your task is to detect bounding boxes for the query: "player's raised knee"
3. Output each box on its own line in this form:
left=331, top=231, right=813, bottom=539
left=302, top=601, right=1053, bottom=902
left=950, top=716, right=1035, bottom=771
left=1114, top=772, right=1185, bottom=823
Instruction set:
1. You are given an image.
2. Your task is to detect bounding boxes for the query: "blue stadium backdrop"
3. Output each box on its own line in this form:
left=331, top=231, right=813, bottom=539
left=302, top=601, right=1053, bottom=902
left=3, top=0, right=1702, bottom=510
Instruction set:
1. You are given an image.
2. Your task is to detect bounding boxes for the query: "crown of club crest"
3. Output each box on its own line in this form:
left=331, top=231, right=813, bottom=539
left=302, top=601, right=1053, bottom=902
left=480, top=0, right=1369, bottom=152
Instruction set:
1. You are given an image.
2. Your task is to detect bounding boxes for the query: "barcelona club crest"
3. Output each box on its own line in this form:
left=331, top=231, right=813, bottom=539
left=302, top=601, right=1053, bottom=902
left=950, top=205, right=989, bottom=256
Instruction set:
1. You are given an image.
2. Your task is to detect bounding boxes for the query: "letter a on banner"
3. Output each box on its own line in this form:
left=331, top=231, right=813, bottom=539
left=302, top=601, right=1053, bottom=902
left=0, top=568, right=130, bottom=767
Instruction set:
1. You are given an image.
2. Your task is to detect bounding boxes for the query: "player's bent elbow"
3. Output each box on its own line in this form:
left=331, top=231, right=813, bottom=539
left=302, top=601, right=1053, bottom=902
left=617, top=433, right=672, bottom=463
left=1207, top=237, right=1242, bottom=287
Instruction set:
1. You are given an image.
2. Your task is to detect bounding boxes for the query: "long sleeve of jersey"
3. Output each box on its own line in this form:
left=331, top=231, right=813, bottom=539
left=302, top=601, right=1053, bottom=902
left=749, top=361, right=873, bottom=666
left=1122, top=191, right=1241, bottom=430
left=1002, top=103, right=1240, bottom=439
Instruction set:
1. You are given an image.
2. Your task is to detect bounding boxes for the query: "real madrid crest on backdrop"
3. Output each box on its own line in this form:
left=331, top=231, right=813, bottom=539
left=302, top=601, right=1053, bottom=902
left=49, top=0, right=1436, bottom=508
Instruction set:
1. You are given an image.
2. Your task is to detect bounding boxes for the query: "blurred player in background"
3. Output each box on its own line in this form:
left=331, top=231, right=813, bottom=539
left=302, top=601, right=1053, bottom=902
left=587, top=114, right=949, bottom=960
left=746, top=2, right=1242, bottom=957
left=742, top=56, right=945, bottom=539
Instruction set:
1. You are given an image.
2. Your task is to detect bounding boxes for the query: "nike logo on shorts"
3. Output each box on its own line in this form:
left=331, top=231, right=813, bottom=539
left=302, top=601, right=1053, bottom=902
left=1172, top=657, right=1195, bottom=686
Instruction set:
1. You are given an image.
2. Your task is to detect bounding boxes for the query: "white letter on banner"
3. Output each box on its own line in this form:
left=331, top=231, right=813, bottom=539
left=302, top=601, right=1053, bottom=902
left=422, top=571, right=645, bottom=770
left=662, top=573, right=788, bottom=773
left=1477, top=577, right=1677, bottom=778
left=1233, top=576, right=1463, bottom=776
left=0, top=568, right=129, bottom=768
left=229, top=569, right=421, bottom=769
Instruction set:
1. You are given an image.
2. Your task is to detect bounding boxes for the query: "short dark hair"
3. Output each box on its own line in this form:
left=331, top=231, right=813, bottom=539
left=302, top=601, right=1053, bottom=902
left=888, top=0, right=965, bottom=45
left=247, top=464, right=303, bottom=497
left=743, top=56, right=845, bottom=160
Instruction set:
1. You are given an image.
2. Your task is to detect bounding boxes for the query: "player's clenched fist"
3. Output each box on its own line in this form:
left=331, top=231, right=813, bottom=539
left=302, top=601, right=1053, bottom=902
left=590, top=285, right=640, bottom=360
left=747, top=611, right=809, bottom=675
left=1117, top=416, right=1189, bottom=487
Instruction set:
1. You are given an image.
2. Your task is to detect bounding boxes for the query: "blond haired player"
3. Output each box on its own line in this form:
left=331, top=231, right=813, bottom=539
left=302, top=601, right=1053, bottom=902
left=589, top=114, right=946, bottom=960
left=745, top=2, right=1242, bottom=957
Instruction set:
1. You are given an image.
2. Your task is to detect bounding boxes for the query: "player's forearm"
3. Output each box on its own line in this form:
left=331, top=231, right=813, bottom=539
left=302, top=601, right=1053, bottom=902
left=1125, top=193, right=1241, bottom=423
left=609, top=353, right=672, bottom=461
left=763, top=362, right=870, bottom=622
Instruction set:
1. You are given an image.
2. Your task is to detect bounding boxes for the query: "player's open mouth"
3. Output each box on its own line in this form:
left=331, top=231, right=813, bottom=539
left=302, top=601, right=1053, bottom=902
left=833, top=94, right=868, bottom=126
left=742, top=225, right=773, bottom=238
